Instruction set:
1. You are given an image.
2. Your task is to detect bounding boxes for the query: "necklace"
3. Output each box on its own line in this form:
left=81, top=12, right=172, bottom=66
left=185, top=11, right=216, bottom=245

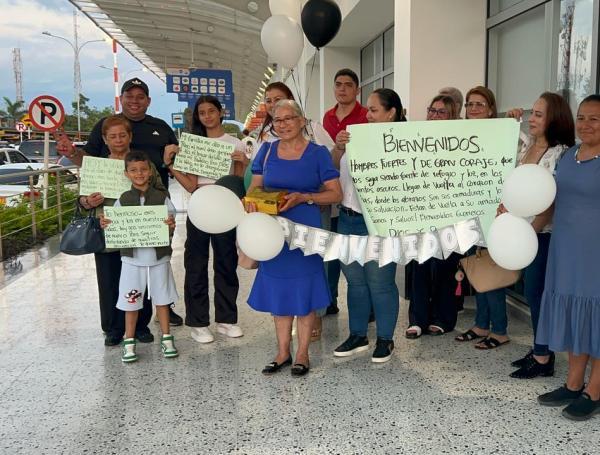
left=575, top=145, right=600, bottom=164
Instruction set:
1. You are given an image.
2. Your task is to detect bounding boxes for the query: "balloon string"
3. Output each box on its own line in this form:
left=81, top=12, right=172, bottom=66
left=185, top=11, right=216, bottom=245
left=290, top=69, right=305, bottom=115
left=304, top=49, right=318, bottom=115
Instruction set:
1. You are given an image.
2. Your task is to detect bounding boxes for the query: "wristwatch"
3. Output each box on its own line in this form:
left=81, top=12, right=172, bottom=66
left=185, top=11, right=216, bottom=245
left=305, top=194, right=314, bottom=205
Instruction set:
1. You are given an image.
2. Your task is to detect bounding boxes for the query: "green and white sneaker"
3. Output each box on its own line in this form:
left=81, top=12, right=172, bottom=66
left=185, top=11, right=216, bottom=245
left=161, top=334, right=179, bottom=358
left=121, top=338, right=138, bottom=363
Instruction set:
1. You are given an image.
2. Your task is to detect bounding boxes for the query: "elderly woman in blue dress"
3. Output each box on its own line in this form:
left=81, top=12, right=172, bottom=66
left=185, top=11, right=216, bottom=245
left=245, top=100, right=342, bottom=377
left=536, top=94, right=600, bottom=421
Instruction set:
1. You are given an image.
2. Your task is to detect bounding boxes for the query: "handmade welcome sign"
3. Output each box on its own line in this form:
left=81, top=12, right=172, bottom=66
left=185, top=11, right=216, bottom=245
left=174, top=133, right=233, bottom=179
left=346, top=119, right=520, bottom=237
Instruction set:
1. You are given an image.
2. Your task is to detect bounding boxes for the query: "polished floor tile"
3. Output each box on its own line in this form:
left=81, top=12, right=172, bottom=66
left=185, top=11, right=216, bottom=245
left=1, top=187, right=599, bottom=454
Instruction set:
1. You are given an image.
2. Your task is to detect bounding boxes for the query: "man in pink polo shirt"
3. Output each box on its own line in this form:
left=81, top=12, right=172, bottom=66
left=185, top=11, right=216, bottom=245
left=322, top=68, right=368, bottom=315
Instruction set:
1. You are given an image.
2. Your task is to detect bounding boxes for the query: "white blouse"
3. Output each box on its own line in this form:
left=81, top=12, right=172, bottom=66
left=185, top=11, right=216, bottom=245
left=516, top=137, right=569, bottom=233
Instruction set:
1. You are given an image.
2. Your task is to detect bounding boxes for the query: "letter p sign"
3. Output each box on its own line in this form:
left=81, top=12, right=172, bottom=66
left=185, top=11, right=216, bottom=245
left=28, top=95, right=65, bottom=132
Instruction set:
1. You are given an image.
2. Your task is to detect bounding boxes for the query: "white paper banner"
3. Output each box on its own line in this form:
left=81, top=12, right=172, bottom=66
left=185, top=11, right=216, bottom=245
left=275, top=216, right=485, bottom=266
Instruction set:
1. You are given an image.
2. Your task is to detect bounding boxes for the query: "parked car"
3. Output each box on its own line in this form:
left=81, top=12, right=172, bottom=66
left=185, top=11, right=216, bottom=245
left=0, top=148, right=31, bottom=165
left=16, top=140, right=59, bottom=163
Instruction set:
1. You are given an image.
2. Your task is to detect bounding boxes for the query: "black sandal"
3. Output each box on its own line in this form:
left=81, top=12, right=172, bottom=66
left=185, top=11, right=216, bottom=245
left=475, top=337, right=510, bottom=350
left=261, top=357, right=292, bottom=375
left=291, top=363, right=310, bottom=377
left=455, top=329, right=485, bottom=342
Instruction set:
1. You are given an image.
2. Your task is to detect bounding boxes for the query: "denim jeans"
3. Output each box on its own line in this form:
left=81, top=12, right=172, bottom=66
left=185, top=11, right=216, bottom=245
left=474, top=287, right=507, bottom=335
left=526, top=233, right=551, bottom=356
left=338, top=211, right=399, bottom=340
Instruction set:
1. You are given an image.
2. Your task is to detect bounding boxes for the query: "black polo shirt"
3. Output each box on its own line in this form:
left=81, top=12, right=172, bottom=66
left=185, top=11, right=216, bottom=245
left=85, top=114, right=178, bottom=187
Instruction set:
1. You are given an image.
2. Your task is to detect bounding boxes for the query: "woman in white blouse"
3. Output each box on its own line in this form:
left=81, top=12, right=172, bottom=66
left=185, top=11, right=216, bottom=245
left=502, top=92, right=575, bottom=379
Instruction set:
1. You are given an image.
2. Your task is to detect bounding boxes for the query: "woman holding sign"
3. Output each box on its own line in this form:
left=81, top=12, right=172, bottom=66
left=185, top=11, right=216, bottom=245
left=164, top=95, right=247, bottom=344
left=246, top=100, right=342, bottom=376
left=78, top=115, right=166, bottom=346
left=332, top=88, right=405, bottom=363
left=455, top=86, right=510, bottom=350
left=405, top=95, right=461, bottom=340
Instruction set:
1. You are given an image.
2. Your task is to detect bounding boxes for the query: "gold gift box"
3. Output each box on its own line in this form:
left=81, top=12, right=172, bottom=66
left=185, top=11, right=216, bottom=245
left=243, top=188, right=288, bottom=215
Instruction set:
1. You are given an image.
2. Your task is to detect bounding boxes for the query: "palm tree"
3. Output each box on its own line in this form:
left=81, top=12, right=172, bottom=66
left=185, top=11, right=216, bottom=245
left=2, top=97, right=27, bottom=127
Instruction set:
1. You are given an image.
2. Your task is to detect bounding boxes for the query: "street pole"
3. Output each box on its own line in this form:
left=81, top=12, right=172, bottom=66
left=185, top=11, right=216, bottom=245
left=112, top=40, right=120, bottom=113
left=42, top=25, right=104, bottom=136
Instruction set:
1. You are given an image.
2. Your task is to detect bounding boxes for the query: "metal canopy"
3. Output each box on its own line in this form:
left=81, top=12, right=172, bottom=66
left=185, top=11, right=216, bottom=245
left=69, top=0, right=272, bottom=120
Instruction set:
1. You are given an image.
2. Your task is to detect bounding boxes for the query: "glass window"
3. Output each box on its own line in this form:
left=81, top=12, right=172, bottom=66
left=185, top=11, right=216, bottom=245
left=489, top=0, right=529, bottom=16
left=383, top=73, right=394, bottom=89
left=8, top=151, right=28, bottom=163
left=488, top=5, right=547, bottom=112
left=384, top=27, right=394, bottom=70
left=360, top=80, right=382, bottom=105
left=0, top=153, right=6, bottom=165
left=556, top=0, right=595, bottom=114
left=361, top=41, right=376, bottom=81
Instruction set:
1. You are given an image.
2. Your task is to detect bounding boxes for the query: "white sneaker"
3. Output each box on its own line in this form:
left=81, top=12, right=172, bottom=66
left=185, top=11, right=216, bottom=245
left=216, top=323, right=243, bottom=338
left=190, top=327, right=214, bottom=343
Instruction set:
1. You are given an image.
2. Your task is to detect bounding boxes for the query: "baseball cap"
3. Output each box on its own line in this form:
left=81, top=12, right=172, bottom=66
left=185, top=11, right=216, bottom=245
left=121, top=78, right=149, bottom=96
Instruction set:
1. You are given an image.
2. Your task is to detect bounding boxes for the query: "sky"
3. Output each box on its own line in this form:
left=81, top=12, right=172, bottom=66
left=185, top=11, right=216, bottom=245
left=0, top=0, right=183, bottom=126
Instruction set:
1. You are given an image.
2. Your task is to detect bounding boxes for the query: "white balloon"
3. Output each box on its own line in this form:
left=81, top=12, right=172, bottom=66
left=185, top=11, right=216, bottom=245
left=237, top=212, right=285, bottom=261
left=502, top=164, right=556, bottom=217
left=260, top=15, right=304, bottom=69
left=269, top=0, right=302, bottom=23
left=187, top=185, right=245, bottom=234
left=487, top=213, right=538, bottom=270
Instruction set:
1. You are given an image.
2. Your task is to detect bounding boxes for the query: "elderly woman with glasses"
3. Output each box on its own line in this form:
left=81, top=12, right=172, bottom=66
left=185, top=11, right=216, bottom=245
left=246, top=100, right=342, bottom=377
left=405, top=95, right=460, bottom=339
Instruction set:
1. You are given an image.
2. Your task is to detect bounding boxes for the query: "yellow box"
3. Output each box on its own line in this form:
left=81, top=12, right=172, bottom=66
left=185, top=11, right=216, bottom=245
left=243, top=188, right=287, bottom=215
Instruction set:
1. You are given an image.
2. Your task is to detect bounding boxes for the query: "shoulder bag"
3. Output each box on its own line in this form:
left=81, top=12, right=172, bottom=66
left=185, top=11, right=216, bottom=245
left=60, top=204, right=105, bottom=255
left=459, top=248, right=521, bottom=293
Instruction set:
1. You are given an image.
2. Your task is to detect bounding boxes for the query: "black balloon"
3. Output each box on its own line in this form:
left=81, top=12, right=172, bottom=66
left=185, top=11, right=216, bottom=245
left=301, top=0, right=342, bottom=49
left=214, top=175, right=246, bottom=200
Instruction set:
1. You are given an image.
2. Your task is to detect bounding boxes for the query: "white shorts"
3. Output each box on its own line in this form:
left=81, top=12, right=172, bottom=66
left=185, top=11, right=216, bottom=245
left=116, top=262, right=179, bottom=311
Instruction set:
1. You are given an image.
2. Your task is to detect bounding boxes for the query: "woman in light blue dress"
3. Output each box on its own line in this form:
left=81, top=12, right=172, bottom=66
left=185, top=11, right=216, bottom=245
left=536, top=94, right=600, bottom=421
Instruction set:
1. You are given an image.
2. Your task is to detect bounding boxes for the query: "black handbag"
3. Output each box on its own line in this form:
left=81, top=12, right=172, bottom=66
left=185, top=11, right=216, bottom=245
left=60, top=204, right=105, bottom=255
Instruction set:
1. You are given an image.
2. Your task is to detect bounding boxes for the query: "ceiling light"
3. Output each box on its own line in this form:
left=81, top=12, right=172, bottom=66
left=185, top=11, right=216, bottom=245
left=261, top=81, right=267, bottom=88
left=266, top=66, right=275, bottom=75
left=247, top=1, right=259, bottom=13
left=207, top=25, right=214, bottom=33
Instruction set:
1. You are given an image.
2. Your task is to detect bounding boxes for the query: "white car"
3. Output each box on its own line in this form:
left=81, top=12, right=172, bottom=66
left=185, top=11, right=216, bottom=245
left=0, top=147, right=31, bottom=165
left=0, top=163, right=77, bottom=206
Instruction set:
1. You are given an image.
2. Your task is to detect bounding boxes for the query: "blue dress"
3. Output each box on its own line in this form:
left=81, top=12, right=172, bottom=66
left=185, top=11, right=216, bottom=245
left=248, top=141, right=340, bottom=316
left=536, top=146, right=600, bottom=357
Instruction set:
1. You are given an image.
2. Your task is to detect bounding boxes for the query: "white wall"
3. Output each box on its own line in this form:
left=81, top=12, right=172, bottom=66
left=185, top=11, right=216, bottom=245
left=394, top=0, right=487, bottom=120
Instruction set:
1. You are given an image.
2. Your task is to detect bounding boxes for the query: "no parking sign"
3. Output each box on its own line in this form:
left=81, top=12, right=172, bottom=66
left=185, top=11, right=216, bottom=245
left=28, top=95, right=65, bottom=131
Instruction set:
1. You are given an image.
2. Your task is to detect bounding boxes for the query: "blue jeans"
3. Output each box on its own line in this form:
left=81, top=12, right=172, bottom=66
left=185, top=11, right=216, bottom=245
left=526, top=233, right=551, bottom=356
left=338, top=211, right=399, bottom=340
left=475, top=287, right=507, bottom=335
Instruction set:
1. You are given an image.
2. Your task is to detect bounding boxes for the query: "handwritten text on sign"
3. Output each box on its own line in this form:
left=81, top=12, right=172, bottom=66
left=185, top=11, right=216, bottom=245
left=104, top=206, right=169, bottom=249
left=80, top=156, right=131, bottom=199
left=174, top=132, right=233, bottom=179
left=346, top=119, right=520, bottom=237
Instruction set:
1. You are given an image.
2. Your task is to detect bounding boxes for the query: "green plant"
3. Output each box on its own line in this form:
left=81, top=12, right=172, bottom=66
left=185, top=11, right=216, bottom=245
left=0, top=183, right=79, bottom=260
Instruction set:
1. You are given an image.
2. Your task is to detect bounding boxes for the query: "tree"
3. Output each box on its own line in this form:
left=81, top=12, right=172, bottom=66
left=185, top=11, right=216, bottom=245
left=2, top=97, right=27, bottom=126
left=62, top=94, right=113, bottom=133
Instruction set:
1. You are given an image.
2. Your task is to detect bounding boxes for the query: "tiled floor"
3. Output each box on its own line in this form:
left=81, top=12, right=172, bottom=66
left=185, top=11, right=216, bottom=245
left=1, top=185, right=599, bottom=454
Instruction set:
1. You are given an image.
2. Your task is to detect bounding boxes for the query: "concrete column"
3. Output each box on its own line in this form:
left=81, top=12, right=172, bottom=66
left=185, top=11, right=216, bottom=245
left=394, top=0, right=487, bottom=120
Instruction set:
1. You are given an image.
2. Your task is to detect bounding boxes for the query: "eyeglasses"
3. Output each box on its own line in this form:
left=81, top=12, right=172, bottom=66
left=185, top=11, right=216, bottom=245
left=465, top=101, right=488, bottom=109
left=273, top=115, right=299, bottom=126
left=427, top=107, right=449, bottom=116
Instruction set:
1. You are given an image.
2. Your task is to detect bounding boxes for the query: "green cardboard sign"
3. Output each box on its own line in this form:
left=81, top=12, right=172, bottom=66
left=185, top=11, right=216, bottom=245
left=346, top=119, right=520, bottom=236
left=79, top=156, right=131, bottom=199
left=104, top=206, right=169, bottom=249
left=174, top=132, right=233, bottom=179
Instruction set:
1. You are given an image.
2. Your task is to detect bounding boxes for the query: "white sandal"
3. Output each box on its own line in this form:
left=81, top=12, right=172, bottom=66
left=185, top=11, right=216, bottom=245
left=405, top=325, right=422, bottom=339
left=427, top=324, right=445, bottom=335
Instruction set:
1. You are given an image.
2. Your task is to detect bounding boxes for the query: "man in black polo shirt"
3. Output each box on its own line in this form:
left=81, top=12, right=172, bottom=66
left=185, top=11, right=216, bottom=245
left=56, top=78, right=183, bottom=342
